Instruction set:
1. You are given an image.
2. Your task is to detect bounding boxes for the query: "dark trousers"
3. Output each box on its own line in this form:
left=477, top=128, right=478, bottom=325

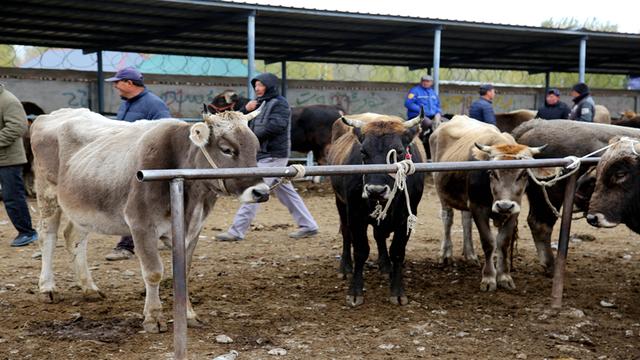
left=0, top=165, right=36, bottom=236
left=116, top=236, right=134, bottom=253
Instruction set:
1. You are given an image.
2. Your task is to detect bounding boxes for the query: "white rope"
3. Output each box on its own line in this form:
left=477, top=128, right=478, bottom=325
left=198, top=145, right=228, bottom=195
left=370, top=148, right=418, bottom=235
left=526, top=137, right=639, bottom=218
left=269, top=163, right=307, bottom=191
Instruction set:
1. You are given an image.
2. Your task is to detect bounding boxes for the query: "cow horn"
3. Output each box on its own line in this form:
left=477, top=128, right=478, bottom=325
left=474, top=142, right=493, bottom=154
left=529, top=144, right=548, bottom=155
left=201, top=103, right=211, bottom=121
left=243, top=101, right=265, bottom=122
left=223, top=91, right=236, bottom=104
left=404, top=106, right=424, bottom=128
left=341, top=116, right=363, bottom=128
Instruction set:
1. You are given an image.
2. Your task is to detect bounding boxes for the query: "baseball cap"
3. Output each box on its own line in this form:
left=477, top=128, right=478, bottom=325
left=105, top=67, right=144, bottom=82
left=421, top=75, right=433, bottom=81
left=547, top=88, right=560, bottom=96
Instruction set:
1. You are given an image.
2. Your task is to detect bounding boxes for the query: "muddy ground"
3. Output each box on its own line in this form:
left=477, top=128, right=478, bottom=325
left=1, top=180, right=640, bottom=360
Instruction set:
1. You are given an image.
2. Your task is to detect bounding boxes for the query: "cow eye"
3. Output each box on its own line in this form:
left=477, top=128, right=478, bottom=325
left=613, top=170, right=628, bottom=182
left=487, top=170, right=497, bottom=178
left=220, top=146, right=235, bottom=156
left=518, top=170, right=528, bottom=180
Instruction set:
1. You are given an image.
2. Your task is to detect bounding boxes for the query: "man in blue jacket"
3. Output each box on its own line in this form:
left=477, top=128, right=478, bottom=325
left=404, top=75, right=441, bottom=122
left=469, top=84, right=496, bottom=125
left=215, top=73, right=319, bottom=242
left=103, top=67, right=171, bottom=260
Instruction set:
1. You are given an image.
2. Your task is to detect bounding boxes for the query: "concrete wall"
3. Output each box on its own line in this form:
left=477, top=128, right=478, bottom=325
left=2, top=68, right=639, bottom=118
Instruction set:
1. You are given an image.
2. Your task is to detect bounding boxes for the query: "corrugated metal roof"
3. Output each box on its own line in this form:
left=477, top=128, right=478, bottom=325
left=1, top=0, right=639, bottom=75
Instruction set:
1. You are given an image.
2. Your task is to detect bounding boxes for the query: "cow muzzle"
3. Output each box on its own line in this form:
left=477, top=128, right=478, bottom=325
left=586, top=213, right=618, bottom=228
left=239, top=183, right=270, bottom=203
left=492, top=200, right=520, bottom=215
left=363, top=184, right=390, bottom=200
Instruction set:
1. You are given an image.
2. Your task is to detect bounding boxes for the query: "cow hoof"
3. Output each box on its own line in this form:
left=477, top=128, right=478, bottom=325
left=40, top=290, right=62, bottom=304
left=187, top=317, right=206, bottom=328
left=143, top=317, right=168, bottom=333
left=82, top=289, right=106, bottom=301
left=479, top=279, right=497, bottom=292
left=438, top=256, right=454, bottom=267
left=346, top=295, right=364, bottom=307
left=464, top=255, right=480, bottom=266
left=389, top=295, right=408, bottom=306
left=378, top=261, right=391, bottom=274
left=497, top=275, right=516, bottom=290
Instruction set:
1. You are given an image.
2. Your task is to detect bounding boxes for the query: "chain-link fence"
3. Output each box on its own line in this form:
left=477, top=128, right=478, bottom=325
left=1, top=45, right=630, bottom=89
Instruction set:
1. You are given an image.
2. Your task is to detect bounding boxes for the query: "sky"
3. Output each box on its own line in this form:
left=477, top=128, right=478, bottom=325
left=228, top=0, right=640, bottom=33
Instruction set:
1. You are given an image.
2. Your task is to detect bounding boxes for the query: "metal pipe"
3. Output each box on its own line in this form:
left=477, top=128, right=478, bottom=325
left=544, top=71, right=550, bottom=93
left=247, top=10, right=256, bottom=99
left=579, top=37, right=587, bottom=83
left=97, top=50, right=104, bottom=114
left=138, top=158, right=600, bottom=182
left=551, top=171, right=579, bottom=309
left=170, top=178, right=187, bottom=360
left=281, top=60, right=287, bottom=98
left=433, top=26, right=442, bottom=95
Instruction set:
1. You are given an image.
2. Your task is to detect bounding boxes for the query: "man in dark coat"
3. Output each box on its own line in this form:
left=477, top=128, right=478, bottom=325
left=216, top=73, right=319, bottom=241
left=537, top=88, right=571, bottom=120
left=468, top=84, right=496, bottom=125
left=569, top=82, right=595, bottom=122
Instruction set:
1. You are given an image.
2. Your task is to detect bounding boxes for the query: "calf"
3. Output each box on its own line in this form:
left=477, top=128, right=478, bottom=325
left=431, top=116, right=547, bottom=291
left=328, top=112, right=425, bottom=306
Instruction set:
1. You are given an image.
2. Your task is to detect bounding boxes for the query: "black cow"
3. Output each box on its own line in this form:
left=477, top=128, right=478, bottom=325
left=586, top=137, right=640, bottom=233
left=328, top=112, right=425, bottom=307
left=512, top=119, right=640, bottom=274
left=209, top=90, right=344, bottom=164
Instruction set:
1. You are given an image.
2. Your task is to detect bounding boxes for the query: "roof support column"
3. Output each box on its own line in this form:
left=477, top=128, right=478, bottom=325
left=544, top=71, right=550, bottom=92
left=247, top=10, right=256, bottom=99
left=433, top=26, right=442, bottom=95
left=281, top=60, right=287, bottom=98
left=579, top=36, right=587, bottom=83
left=97, top=50, right=104, bottom=114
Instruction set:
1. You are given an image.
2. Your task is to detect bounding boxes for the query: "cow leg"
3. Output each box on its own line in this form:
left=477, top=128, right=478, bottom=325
left=184, top=204, right=206, bottom=328
left=388, top=229, right=409, bottom=305
left=38, top=206, right=62, bottom=303
left=471, top=207, right=497, bottom=292
left=495, top=216, right=517, bottom=290
left=336, top=199, right=353, bottom=278
left=526, top=203, right=557, bottom=276
left=130, top=228, right=166, bottom=333
left=346, top=222, right=369, bottom=307
left=461, top=210, right=479, bottom=264
left=438, top=205, right=454, bottom=265
left=373, top=227, right=391, bottom=274
left=63, top=222, right=104, bottom=301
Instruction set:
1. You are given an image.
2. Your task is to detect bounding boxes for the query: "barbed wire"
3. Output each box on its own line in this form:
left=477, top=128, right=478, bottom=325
left=0, top=45, right=630, bottom=89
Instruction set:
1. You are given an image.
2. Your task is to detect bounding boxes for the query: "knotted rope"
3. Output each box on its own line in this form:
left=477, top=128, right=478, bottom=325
left=269, top=164, right=307, bottom=191
left=197, top=145, right=229, bottom=195
left=369, top=148, right=418, bottom=235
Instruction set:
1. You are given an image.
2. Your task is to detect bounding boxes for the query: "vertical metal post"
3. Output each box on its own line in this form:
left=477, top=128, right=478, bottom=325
left=170, top=178, right=187, bottom=360
left=579, top=37, right=587, bottom=83
left=432, top=26, right=442, bottom=95
left=544, top=71, right=550, bottom=92
left=97, top=50, right=104, bottom=114
left=281, top=60, right=287, bottom=98
left=551, top=172, right=579, bottom=308
left=247, top=10, right=256, bottom=99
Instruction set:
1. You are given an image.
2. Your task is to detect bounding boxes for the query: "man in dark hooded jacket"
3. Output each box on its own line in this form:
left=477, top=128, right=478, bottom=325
left=216, top=73, right=319, bottom=241
left=568, top=82, right=595, bottom=122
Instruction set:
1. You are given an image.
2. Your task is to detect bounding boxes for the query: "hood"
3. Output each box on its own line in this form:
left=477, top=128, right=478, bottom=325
left=251, top=73, right=279, bottom=101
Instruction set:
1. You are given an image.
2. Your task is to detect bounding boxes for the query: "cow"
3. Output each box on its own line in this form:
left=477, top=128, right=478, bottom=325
left=594, top=104, right=611, bottom=124
left=611, top=110, right=640, bottom=128
left=208, top=90, right=344, bottom=164
left=430, top=115, right=547, bottom=291
left=328, top=112, right=425, bottom=306
left=495, top=109, right=537, bottom=133
left=586, top=137, right=640, bottom=233
left=21, top=101, right=44, bottom=197
left=511, top=119, right=640, bottom=274
left=31, top=107, right=270, bottom=333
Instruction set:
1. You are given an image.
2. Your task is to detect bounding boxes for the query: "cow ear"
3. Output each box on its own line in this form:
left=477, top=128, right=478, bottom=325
left=189, top=123, right=211, bottom=147
left=471, top=142, right=492, bottom=160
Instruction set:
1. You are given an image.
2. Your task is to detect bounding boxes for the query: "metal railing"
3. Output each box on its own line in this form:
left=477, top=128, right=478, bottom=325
left=137, top=156, right=600, bottom=360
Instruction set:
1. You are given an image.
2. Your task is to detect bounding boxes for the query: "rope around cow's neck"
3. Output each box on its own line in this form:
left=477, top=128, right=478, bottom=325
left=527, top=137, right=640, bottom=218
left=369, top=148, right=417, bottom=235
left=197, top=145, right=229, bottom=195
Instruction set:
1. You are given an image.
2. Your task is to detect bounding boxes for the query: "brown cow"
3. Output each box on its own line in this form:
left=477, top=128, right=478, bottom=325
left=31, top=108, right=269, bottom=333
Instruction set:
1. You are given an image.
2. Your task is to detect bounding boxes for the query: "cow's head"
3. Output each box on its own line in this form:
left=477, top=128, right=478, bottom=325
left=191, top=105, right=269, bottom=203
left=473, top=143, right=547, bottom=215
left=586, top=137, right=640, bottom=229
left=207, top=90, right=241, bottom=114
left=341, top=113, right=422, bottom=201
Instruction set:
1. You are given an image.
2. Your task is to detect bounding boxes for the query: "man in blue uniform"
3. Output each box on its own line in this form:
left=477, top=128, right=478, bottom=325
left=404, top=75, right=441, bottom=124
left=469, top=84, right=496, bottom=125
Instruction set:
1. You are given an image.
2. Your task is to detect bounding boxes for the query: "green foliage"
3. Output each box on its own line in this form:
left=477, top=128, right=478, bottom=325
left=0, top=45, right=17, bottom=67
left=541, top=17, right=619, bottom=32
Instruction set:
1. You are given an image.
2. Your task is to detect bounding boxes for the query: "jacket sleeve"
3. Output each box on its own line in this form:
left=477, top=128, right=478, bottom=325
left=577, top=103, right=595, bottom=122
left=253, top=100, right=290, bottom=141
left=0, top=100, right=28, bottom=147
left=561, top=103, right=571, bottom=119
left=483, top=104, right=496, bottom=125
left=435, top=93, right=442, bottom=115
left=404, top=89, right=421, bottom=115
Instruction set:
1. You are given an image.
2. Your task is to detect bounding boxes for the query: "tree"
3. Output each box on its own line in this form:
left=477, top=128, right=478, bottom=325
left=541, top=17, right=618, bottom=32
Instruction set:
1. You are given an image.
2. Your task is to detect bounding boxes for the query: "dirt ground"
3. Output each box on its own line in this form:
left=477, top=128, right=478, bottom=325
left=1, top=180, right=640, bottom=360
